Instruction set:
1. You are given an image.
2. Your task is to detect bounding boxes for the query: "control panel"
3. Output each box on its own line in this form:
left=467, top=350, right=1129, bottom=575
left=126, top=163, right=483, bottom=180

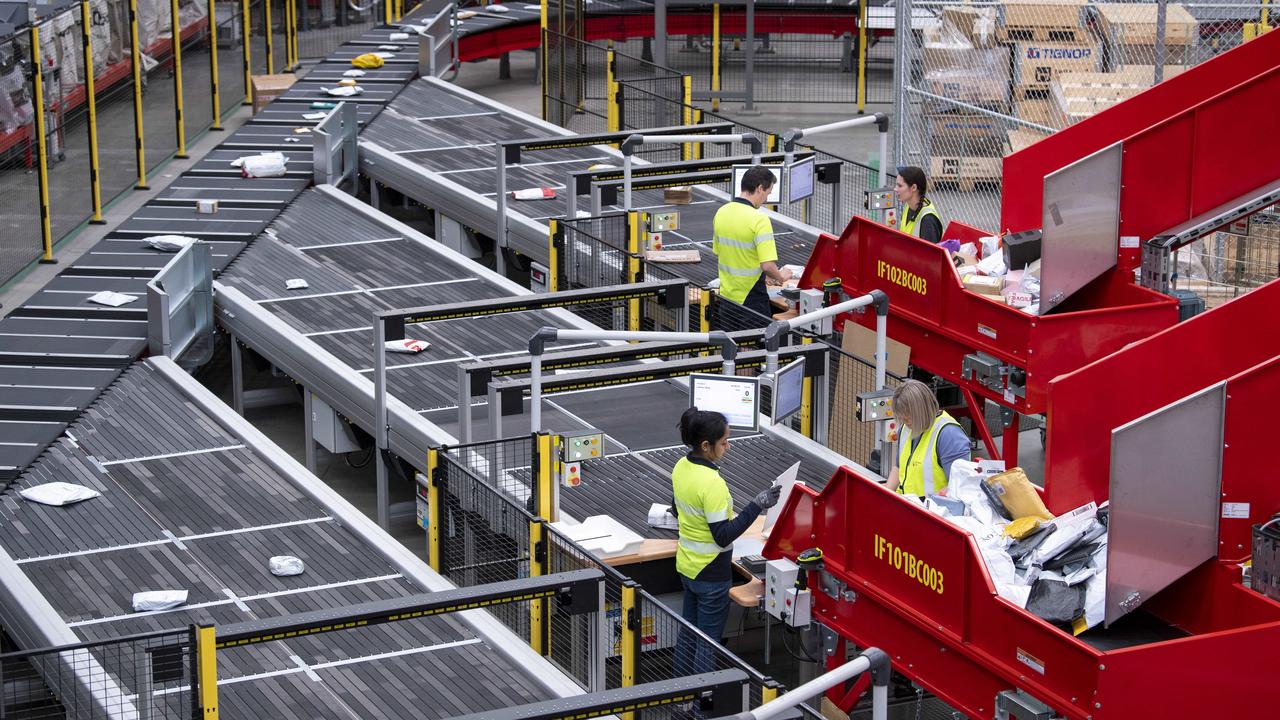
left=865, top=186, right=895, bottom=211
left=856, top=388, right=895, bottom=422
left=646, top=211, right=681, bottom=251
left=560, top=431, right=605, bottom=488
left=764, top=558, right=799, bottom=620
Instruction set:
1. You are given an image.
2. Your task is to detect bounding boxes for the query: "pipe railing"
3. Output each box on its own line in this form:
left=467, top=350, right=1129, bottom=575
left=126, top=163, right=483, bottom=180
left=619, top=132, right=763, bottom=209
left=729, top=649, right=890, bottom=720
left=782, top=113, right=891, bottom=220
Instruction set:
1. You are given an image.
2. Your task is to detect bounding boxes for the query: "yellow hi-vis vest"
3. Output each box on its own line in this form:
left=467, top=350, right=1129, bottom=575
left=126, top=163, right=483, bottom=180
left=898, top=198, right=941, bottom=238
left=672, top=456, right=735, bottom=579
left=897, top=411, right=961, bottom=498
left=713, top=199, right=777, bottom=304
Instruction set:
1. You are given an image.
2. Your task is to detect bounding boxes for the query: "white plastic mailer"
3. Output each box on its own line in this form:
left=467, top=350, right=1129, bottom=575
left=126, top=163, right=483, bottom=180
left=19, top=482, right=102, bottom=506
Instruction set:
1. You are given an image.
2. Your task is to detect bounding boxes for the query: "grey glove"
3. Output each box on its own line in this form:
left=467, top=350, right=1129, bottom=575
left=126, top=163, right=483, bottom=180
left=754, top=484, right=782, bottom=509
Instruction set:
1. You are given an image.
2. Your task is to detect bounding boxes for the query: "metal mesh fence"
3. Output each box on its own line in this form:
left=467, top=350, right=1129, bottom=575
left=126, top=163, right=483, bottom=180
left=441, top=435, right=537, bottom=512
left=437, top=446, right=535, bottom=640
left=748, top=11, right=858, bottom=104
left=544, top=29, right=609, bottom=133
left=545, top=525, right=628, bottom=691
left=296, top=0, right=387, bottom=60
left=0, top=628, right=196, bottom=718
left=0, top=32, right=42, bottom=283
left=896, top=0, right=1277, bottom=233
left=1173, top=206, right=1280, bottom=308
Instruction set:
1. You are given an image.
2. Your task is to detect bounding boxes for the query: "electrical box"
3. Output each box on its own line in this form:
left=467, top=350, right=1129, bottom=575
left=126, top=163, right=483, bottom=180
left=311, top=394, right=362, bottom=454
left=796, top=289, right=831, bottom=334
left=530, top=262, right=550, bottom=293
left=856, top=388, right=895, bottom=422
left=866, top=186, right=895, bottom=211
left=783, top=588, right=812, bottom=627
left=765, top=558, right=800, bottom=621
left=648, top=211, right=680, bottom=232
left=560, top=430, right=604, bottom=487
left=415, top=472, right=431, bottom=530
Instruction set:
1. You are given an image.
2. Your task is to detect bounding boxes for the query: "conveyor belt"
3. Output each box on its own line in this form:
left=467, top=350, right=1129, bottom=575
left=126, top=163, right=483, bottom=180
left=0, top=361, right=560, bottom=717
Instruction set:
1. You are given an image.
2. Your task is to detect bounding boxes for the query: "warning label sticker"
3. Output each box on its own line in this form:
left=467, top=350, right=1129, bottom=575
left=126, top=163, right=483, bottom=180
left=977, top=324, right=997, bottom=340
left=1222, top=502, right=1250, bottom=519
left=1017, top=648, right=1046, bottom=675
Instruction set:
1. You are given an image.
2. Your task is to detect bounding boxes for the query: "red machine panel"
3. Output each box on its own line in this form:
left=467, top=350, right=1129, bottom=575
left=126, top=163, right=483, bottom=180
left=764, top=463, right=1280, bottom=719
left=799, top=216, right=1176, bottom=414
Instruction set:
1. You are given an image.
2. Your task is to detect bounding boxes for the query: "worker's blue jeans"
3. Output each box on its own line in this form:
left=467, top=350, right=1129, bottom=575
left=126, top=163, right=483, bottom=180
left=674, top=576, right=733, bottom=677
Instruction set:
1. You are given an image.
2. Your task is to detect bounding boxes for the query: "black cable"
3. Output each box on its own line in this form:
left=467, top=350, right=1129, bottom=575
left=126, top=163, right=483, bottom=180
left=344, top=446, right=375, bottom=468
left=779, top=622, right=820, bottom=664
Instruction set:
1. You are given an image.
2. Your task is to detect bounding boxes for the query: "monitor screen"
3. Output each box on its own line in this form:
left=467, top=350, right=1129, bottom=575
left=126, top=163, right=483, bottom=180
left=689, top=373, right=760, bottom=432
left=787, top=157, right=815, bottom=204
left=732, top=165, right=782, bottom=204
left=771, top=358, right=805, bottom=423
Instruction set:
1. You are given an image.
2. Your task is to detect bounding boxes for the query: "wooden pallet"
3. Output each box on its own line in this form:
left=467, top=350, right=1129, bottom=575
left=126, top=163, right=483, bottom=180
left=997, top=25, right=1090, bottom=44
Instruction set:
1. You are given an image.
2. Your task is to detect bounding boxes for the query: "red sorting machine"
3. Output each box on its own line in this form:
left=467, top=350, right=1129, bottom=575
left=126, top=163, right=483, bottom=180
left=763, top=278, right=1280, bottom=719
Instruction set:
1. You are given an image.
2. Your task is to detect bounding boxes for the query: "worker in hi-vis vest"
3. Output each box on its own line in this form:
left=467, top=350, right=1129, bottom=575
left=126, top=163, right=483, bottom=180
left=889, top=165, right=944, bottom=244
left=712, top=165, right=792, bottom=325
left=886, top=379, right=971, bottom=498
left=670, top=407, right=780, bottom=676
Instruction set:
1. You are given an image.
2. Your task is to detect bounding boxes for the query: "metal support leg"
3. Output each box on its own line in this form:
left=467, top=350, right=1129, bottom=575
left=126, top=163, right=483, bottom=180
left=370, top=180, right=381, bottom=210
left=137, top=649, right=154, bottom=720
left=303, top=389, right=316, bottom=474
left=230, top=334, right=245, bottom=415
left=499, top=52, right=511, bottom=79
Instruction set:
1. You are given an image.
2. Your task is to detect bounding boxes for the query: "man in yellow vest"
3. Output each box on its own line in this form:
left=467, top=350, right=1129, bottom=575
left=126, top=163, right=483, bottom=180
left=886, top=380, right=971, bottom=498
left=891, top=166, right=944, bottom=244
left=712, top=165, right=792, bottom=325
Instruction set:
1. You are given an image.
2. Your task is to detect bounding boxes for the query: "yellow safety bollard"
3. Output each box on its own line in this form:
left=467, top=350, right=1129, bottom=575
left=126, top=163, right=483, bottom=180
left=29, top=26, right=54, bottom=263
left=547, top=219, right=560, bottom=292
left=536, top=433, right=556, bottom=522
left=80, top=1, right=104, bottom=223
left=170, top=0, right=187, bottom=157
left=800, top=337, right=814, bottom=437
left=208, top=0, right=222, bottom=129
left=681, top=75, right=693, bottom=160
left=627, top=211, right=642, bottom=331
left=241, top=0, right=252, bottom=105
left=529, top=519, right=547, bottom=654
left=426, top=449, right=442, bottom=571
left=539, top=0, right=549, bottom=119
left=196, top=625, right=220, bottom=717
left=619, top=583, right=638, bottom=720
left=128, top=0, right=149, bottom=188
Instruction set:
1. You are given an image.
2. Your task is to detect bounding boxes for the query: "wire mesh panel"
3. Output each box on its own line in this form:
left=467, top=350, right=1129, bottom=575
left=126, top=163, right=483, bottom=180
left=827, top=341, right=902, bottom=469
left=180, top=1, right=216, bottom=139
left=95, top=0, right=147, bottom=210
left=437, top=448, right=535, bottom=640
left=0, top=628, right=196, bottom=718
left=38, top=8, right=95, bottom=242
left=544, top=526, right=624, bottom=691
left=214, top=0, right=247, bottom=118
left=748, top=11, right=858, bottom=104
left=544, top=30, right=610, bottom=133
left=296, top=0, right=386, bottom=60
left=556, top=213, right=634, bottom=291
left=1172, top=207, right=1280, bottom=308
left=442, top=436, right=537, bottom=513
left=0, top=33, right=43, bottom=283
left=633, top=589, right=766, bottom=717
left=896, top=0, right=1275, bottom=233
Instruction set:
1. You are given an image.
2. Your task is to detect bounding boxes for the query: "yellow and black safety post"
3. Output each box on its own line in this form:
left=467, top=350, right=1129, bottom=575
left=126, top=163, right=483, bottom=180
left=767, top=134, right=777, bottom=153
left=605, top=49, right=618, bottom=132
left=711, top=4, right=721, bottom=111
left=800, top=336, right=814, bottom=437
left=286, top=0, right=298, bottom=71
left=264, top=0, right=275, bottom=74
left=539, top=0, right=549, bottom=119
left=195, top=624, right=220, bottom=718
left=626, top=211, right=643, bottom=331
left=240, top=0, right=252, bottom=105
left=383, top=0, right=393, bottom=27
left=857, top=0, right=868, bottom=113
left=529, top=518, right=547, bottom=654
left=547, top=219, right=561, bottom=292
left=535, top=432, right=556, bottom=522
left=170, top=0, right=187, bottom=157
left=80, top=1, right=104, bottom=223
left=207, top=0, right=222, bottom=129
left=128, top=0, right=148, bottom=188
left=681, top=75, right=693, bottom=160
left=619, top=581, right=639, bottom=720
left=426, top=448, right=442, bottom=571
left=693, top=109, right=704, bottom=160
left=698, top=288, right=712, bottom=333
left=29, top=26, right=54, bottom=263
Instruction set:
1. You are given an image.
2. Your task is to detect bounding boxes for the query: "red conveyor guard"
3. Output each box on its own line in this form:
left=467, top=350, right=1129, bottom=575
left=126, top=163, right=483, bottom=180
left=799, top=216, right=1177, bottom=414
left=763, top=279, right=1280, bottom=718
left=1000, top=29, right=1280, bottom=270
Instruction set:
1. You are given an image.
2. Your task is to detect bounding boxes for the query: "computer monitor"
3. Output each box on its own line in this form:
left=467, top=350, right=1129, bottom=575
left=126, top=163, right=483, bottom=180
left=787, top=157, right=815, bottom=204
left=732, top=165, right=782, bottom=204
left=689, top=373, right=760, bottom=432
left=771, top=358, right=806, bottom=423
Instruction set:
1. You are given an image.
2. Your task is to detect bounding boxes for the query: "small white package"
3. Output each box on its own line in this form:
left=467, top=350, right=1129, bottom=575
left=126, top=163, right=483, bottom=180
left=144, top=234, right=198, bottom=252
left=959, top=242, right=977, bottom=256
left=647, top=503, right=679, bottom=530
left=88, top=291, right=138, bottom=307
left=979, top=235, right=1001, bottom=257
left=377, top=44, right=402, bottom=51
left=285, top=278, right=309, bottom=290
left=388, top=32, right=410, bottom=41
left=385, top=339, right=430, bottom=353
left=323, top=85, right=364, bottom=97
left=132, top=590, right=188, bottom=612
left=19, top=482, right=101, bottom=506
left=196, top=199, right=218, bottom=214
left=374, top=51, right=396, bottom=58
left=976, top=252, right=1007, bottom=277
left=511, top=187, right=556, bottom=200
left=232, top=152, right=288, bottom=178
left=303, top=111, right=327, bottom=120
left=269, top=556, right=306, bottom=577
left=343, top=68, right=366, bottom=77
left=488, top=3, right=510, bottom=11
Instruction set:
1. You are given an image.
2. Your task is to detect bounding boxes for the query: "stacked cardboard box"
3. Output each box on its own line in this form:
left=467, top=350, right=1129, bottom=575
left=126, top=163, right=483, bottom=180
left=1048, top=66, right=1186, bottom=125
left=922, top=20, right=1012, bottom=112
left=995, top=0, right=1101, bottom=98
left=1094, top=3, right=1200, bottom=66
left=252, top=74, right=298, bottom=114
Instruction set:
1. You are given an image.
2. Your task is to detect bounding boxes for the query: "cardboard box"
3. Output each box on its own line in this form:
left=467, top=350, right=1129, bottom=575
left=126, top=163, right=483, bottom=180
left=922, top=27, right=1012, bottom=110
left=251, top=74, right=296, bottom=114
left=1093, top=3, right=1199, bottom=45
left=962, top=273, right=1004, bottom=295
left=999, top=0, right=1086, bottom=28
left=1015, top=97, right=1060, bottom=128
left=1012, top=40, right=1101, bottom=88
left=930, top=155, right=1004, bottom=183
left=663, top=186, right=692, bottom=205
left=1007, top=127, right=1052, bottom=153
left=942, top=5, right=998, bottom=47
left=1049, top=66, right=1185, bottom=124
left=927, top=114, right=1008, bottom=156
